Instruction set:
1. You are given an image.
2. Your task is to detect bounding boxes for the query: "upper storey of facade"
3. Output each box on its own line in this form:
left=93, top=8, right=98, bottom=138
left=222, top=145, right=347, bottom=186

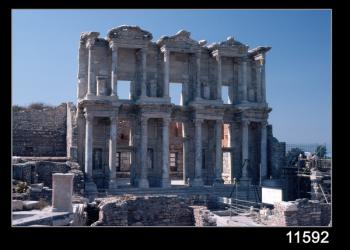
left=77, top=25, right=271, bottom=109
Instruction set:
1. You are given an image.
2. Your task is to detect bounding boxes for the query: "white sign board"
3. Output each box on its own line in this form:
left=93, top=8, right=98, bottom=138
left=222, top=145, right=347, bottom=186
left=262, top=187, right=283, bottom=205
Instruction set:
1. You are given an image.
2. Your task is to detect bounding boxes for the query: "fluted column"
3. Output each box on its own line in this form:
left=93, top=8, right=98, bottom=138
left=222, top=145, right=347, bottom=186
left=195, top=52, right=202, bottom=100
left=260, top=121, right=268, bottom=182
left=241, top=58, right=248, bottom=103
left=108, top=115, right=118, bottom=191
left=216, top=55, right=222, bottom=101
left=140, top=48, right=147, bottom=98
left=139, top=117, right=149, bottom=188
left=241, top=119, right=250, bottom=179
left=110, top=44, right=118, bottom=98
left=192, top=119, right=204, bottom=186
left=214, top=120, right=224, bottom=185
left=161, top=118, right=171, bottom=188
left=84, top=112, right=97, bottom=194
left=162, top=48, right=170, bottom=98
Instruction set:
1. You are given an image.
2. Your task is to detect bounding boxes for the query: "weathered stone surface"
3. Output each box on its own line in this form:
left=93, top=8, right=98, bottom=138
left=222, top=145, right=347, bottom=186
left=91, top=195, right=198, bottom=226
left=23, top=201, right=41, bottom=210
left=13, top=103, right=67, bottom=156
left=263, top=199, right=330, bottom=226
left=52, top=173, right=74, bottom=212
left=13, top=200, right=23, bottom=211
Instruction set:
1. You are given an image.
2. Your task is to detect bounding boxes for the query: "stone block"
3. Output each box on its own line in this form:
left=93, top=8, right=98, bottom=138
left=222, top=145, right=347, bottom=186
left=23, top=201, right=41, bottom=210
left=13, top=200, right=23, bottom=211
left=52, top=173, right=74, bottom=212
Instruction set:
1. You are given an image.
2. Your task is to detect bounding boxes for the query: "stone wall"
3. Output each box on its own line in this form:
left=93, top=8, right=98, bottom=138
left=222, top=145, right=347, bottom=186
left=92, top=195, right=195, bottom=226
left=191, top=206, right=217, bottom=226
left=267, top=125, right=286, bottom=179
left=13, top=103, right=67, bottom=156
left=12, top=160, right=84, bottom=194
left=264, top=199, right=331, bottom=226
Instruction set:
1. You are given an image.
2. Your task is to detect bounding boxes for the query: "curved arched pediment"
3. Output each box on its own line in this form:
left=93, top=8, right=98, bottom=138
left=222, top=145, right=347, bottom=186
left=107, top=25, right=153, bottom=41
left=157, top=30, right=202, bottom=50
left=208, top=36, right=247, bottom=51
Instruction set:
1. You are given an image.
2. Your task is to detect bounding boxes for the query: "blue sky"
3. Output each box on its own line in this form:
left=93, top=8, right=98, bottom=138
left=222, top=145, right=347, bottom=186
left=12, top=9, right=331, bottom=150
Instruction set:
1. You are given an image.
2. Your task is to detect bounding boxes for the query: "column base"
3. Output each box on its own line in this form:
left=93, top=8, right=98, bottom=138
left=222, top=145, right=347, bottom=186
left=213, top=178, right=224, bottom=186
left=191, top=178, right=204, bottom=187
left=161, top=178, right=171, bottom=188
left=237, top=177, right=251, bottom=187
left=85, top=180, right=98, bottom=193
left=138, top=178, right=149, bottom=188
left=85, top=94, right=96, bottom=100
left=108, top=179, right=118, bottom=192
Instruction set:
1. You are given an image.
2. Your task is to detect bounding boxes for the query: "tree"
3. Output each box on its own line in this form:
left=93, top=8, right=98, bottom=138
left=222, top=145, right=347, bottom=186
left=315, top=145, right=327, bottom=158
left=286, top=148, right=304, bottom=166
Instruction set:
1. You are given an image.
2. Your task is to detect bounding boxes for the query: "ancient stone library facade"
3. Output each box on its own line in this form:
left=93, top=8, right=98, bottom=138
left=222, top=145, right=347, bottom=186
left=13, top=25, right=286, bottom=193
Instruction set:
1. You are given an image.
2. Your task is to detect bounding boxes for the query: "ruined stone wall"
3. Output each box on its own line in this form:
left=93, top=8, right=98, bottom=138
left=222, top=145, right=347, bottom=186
left=267, top=125, right=286, bottom=179
left=13, top=160, right=84, bottom=193
left=13, top=103, right=67, bottom=156
left=264, top=199, right=331, bottom=226
left=92, top=195, right=195, bottom=226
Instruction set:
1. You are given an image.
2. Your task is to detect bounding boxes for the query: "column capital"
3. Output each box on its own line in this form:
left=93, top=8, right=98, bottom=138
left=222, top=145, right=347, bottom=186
left=216, top=119, right=223, bottom=125
left=140, top=47, right=148, bottom=54
left=86, top=38, right=97, bottom=49
left=215, top=54, right=222, bottom=62
left=109, top=115, right=118, bottom=123
left=241, top=119, right=250, bottom=126
left=254, top=53, right=266, bottom=65
left=141, top=116, right=148, bottom=125
left=162, top=117, right=171, bottom=126
left=160, top=46, right=169, bottom=54
left=261, top=120, right=268, bottom=127
left=84, top=113, right=94, bottom=122
left=194, top=118, right=203, bottom=125
left=109, top=42, right=118, bottom=51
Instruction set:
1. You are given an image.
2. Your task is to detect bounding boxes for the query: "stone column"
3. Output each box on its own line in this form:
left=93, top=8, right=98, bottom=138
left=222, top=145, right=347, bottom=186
left=182, top=121, right=189, bottom=184
left=214, top=120, right=224, bottom=185
left=241, top=58, right=248, bottom=103
left=241, top=119, right=250, bottom=179
left=260, top=121, right=268, bottom=181
left=260, top=56, right=266, bottom=103
left=86, top=41, right=95, bottom=98
left=110, top=44, right=119, bottom=98
left=108, top=115, right=118, bottom=191
left=192, top=119, right=203, bottom=186
left=195, top=52, right=202, bottom=100
left=52, top=173, right=74, bottom=212
left=139, top=117, right=149, bottom=188
left=216, top=55, right=222, bottom=101
left=256, top=62, right=262, bottom=103
left=140, top=48, right=147, bottom=98
left=162, top=48, right=170, bottom=98
left=84, top=113, right=97, bottom=194
left=161, top=118, right=171, bottom=188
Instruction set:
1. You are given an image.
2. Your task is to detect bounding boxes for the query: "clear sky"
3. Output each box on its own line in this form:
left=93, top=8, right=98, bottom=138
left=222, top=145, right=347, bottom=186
left=12, top=9, right=331, bottom=150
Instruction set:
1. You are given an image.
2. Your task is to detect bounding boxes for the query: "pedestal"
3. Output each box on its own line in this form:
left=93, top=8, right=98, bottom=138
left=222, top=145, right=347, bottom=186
left=52, top=173, right=74, bottom=213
